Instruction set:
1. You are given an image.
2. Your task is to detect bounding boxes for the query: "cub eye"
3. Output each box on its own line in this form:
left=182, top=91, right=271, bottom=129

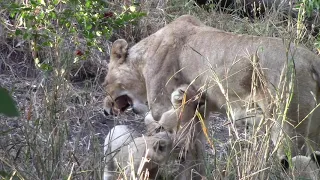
left=158, top=144, right=165, bottom=152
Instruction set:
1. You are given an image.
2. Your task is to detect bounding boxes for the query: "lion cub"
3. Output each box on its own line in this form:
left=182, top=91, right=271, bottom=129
left=103, top=125, right=173, bottom=180
left=282, top=151, right=320, bottom=180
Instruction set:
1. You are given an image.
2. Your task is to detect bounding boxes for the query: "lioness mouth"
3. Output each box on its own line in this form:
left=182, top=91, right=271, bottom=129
left=114, top=95, right=132, bottom=112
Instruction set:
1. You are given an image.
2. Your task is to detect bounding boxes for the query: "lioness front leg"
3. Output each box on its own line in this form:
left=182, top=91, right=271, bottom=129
left=145, top=84, right=208, bottom=179
left=170, top=85, right=208, bottom=179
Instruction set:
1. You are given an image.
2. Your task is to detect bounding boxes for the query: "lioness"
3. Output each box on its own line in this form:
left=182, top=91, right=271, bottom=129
left=103, top=125, right=172, bottom=180
left=103, top=15, right=320, bottom=164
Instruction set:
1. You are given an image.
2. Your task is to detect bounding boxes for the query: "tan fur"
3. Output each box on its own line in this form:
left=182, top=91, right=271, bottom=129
left=145, top=84, right=202, bottom=150
left=145, top=85, right=201, bottom=135
left=103, top=15, right=320, bottom=164
left=145, top=85, right=205, bottom=179
left=103, top=125, right=172, bottom=180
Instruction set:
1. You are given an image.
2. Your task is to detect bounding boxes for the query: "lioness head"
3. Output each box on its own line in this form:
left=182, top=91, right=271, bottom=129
left=103, top=39, right=148, bottom=115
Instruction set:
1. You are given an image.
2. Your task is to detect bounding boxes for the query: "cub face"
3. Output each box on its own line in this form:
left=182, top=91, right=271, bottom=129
left=141, top=132, right=174, bottom=166
left=104, top=125, right=173, bottom=180
left=103, top=39, right=148, bottom=116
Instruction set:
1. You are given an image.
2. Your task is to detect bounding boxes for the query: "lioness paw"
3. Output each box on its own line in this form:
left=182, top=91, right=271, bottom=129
left=171, top=85, right=189, bottom=107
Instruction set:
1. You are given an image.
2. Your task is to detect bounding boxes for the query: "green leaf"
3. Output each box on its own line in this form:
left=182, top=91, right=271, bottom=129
left=85, top=0, right=91, bottom=8
left=53, top=0, right=59, bottom=5
left=38, top=0, right=45, bottom=5
left=49, top=11, right=57, bottom=19
left=39, top=63, right=53, bottom=71
left=0, top=88, right=19, bottom=117
left=0, top=170, right=10, bottom=178
left=86, top=24, right=92, bottom=30
left=15, top=29, right=22, bottom=36
left=38, top=11, right=45, bottom=20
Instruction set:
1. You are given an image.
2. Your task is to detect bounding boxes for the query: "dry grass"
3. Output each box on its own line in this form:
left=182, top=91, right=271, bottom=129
left=0, top=0, right=319, bottom=179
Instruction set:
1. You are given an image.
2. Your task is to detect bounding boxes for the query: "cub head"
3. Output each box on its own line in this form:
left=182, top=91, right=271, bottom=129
left=282, top=151, right=320, bottom=179
left=137, top=131, right=173, bottom=177
left=149, top=132, right=173, bottom=163
left=103, top=39, right=148, bottom=116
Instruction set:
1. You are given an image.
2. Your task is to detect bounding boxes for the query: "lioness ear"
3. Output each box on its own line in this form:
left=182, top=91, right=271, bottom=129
left=111, top=39, right=128, bottom=64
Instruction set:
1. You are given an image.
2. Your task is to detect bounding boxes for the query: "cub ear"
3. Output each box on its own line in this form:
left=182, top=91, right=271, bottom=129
left=111, top=39, right=128, bottom=64
left=310, top=151, right=320, bottom=166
